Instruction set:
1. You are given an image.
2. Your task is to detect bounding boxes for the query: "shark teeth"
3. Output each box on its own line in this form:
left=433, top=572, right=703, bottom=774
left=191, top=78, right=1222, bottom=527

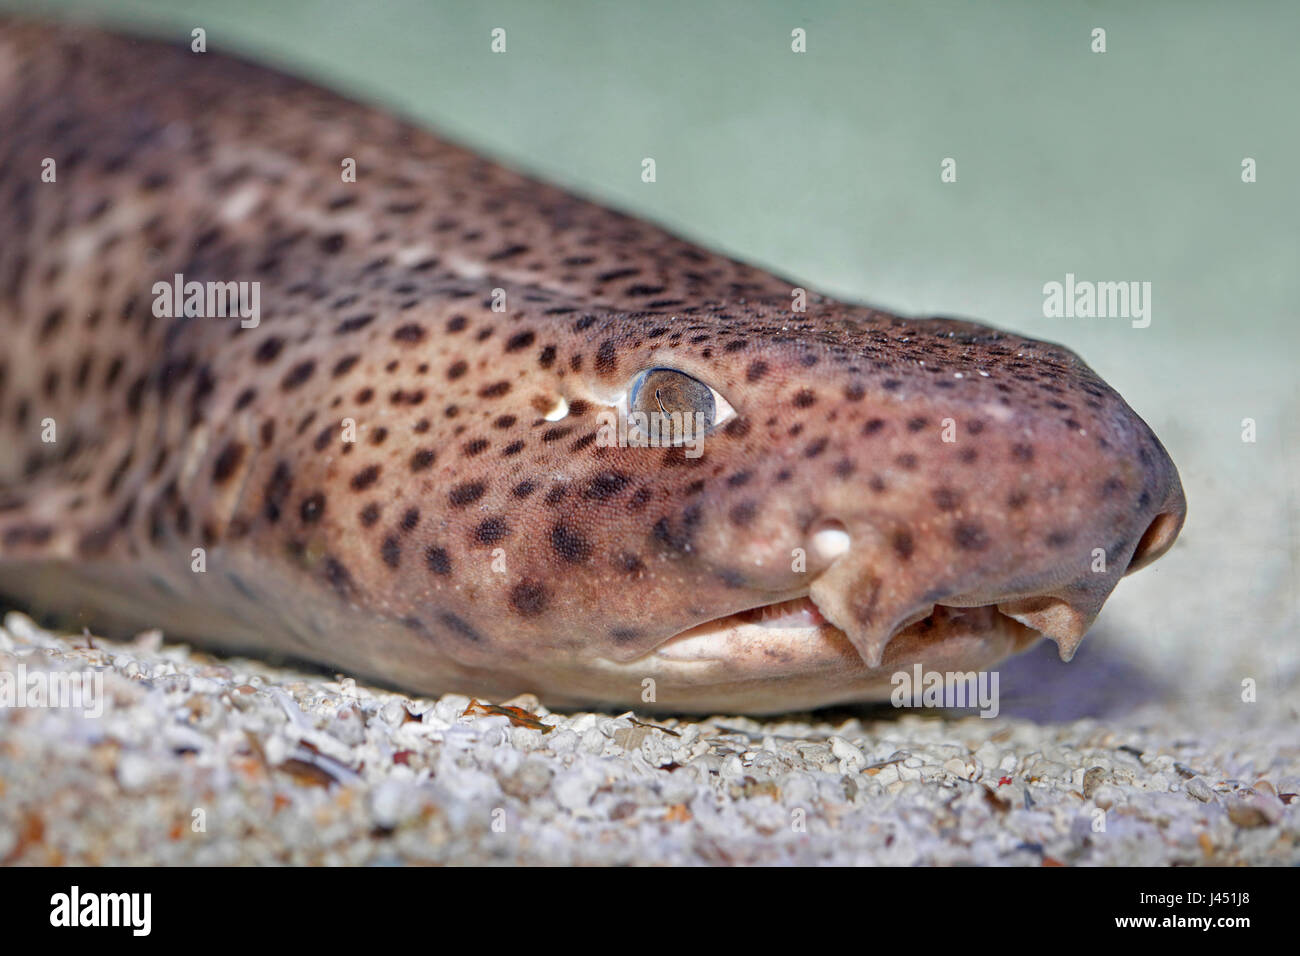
left=996, top=596, right=1096, bottom=661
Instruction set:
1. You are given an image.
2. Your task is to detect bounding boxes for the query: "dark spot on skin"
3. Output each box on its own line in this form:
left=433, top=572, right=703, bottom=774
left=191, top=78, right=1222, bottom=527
left=319, top=233, right=346, bottom=254
left=356, top=387, right=374, bottom=404
left=729, top=502, right=757, bottom=526
left=125, top=374, right=147, bottom=413
left=446, top=315, right=467, bottom=333
left=550, top=523, right=591, bottom=562
left=1007, top=490, right=1029, bottom=510
left=804, top=438, right=828, bottom=458
left=1100, top=477, right=1125, bottom=499
left=512, top=479, right=537, bottom=499
left=425, top=546, right=452, bottom=575
left=746, top=361, right=768, bottom=382
left=488, top=243, right=529, bottom=261
left=449, top=482, right=486, bottom=506
left=862, top=418, right=885, bottom=436
left=931, top=487, right=961, bottom=511
left=595, top=340, right=617, bottom=374
left=502, top=441, right=525, bottom=456
left=510, top=580, right=548, bottom=616
left=895, top=453, right=918, bottom=471
left=447, top=360, right=468, bottom=380
left=281, top=360, right=316, bottom=391
left=1046, top=529, right=1074, bottom=548
left=254, top=337, right=284, bottom=363
left=381, top=535, right=401, bottom=568
left=336, top=313, right=375, bottom=334
left=393, top=323, right=426, bottom=344
left=844, top=382, right=866, bottom=401
left=538, top=345, right=557, bottom=368
left=3, top=524, right=53, bottom=547
left=440, top=612, right=482, bottom=643
left=399, top=507, right=420, bottom=531
left=359, top=503, right=381, bottom=527
left=584, top=471, right=630, bottom=500
left=322, top=557, right=355, bottom=596
left=350, top=465, right=381, bottom=491
left=410, top=448, right=436, bottom=471
left=263, top=461, right=293, bottom=523
left=1011, top=443, right=1035, bottom=463
left=907, top=417, right=928, bottom=433
left=313, top=424, right=335, bottom=452
left=331, top=355, right=360, bottom=379
left=505, top=330, right=535, bottom=352
left=212, top=441, right=246, bottom=484
left=401, top=616, right=430, bottom=636
left=892, top=530, right=915, bottom=560
left=793, top=390, right=816, bottom=408
left=474, top=517, right=509, bottom=544
left=479, top=381, right=510, bottom=398
left=954, top=521, right=989, bottom=551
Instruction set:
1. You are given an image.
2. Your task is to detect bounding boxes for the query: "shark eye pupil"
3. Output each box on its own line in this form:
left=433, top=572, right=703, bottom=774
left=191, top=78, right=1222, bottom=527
left=629, top=368, right=716, bottom=441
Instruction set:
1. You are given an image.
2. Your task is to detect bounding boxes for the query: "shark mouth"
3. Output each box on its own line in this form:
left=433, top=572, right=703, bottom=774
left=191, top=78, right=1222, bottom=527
left=653, top=595, right=1045, bottom=669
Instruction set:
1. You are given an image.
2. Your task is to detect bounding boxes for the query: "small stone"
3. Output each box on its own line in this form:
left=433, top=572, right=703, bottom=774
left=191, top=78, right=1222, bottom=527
left=501, top=759, right=553, bottom=800
left=719, top=754, right=746, bottom=779
left=944, top=757, right=972, bottom=780
left=1184, top=777, right=1214, bottom=802
left=370, top=779, right=420, bottom=829
left=115, top=753, right=155, bottom=792
left=829, top=736, right=863, bottom=763
left=1082, top=766, right=1107, bottom=799
left=1228, top=792, right=1283, bottom=828
left=552, top=771, right=596, bottom=811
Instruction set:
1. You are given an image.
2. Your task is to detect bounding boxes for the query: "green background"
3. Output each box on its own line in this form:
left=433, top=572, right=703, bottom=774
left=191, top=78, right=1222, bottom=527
left=8, top=0, right=1298, bottom=702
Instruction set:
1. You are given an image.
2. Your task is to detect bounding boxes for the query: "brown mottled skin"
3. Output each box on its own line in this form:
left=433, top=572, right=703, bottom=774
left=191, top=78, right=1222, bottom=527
left=0, top=21, right=1185, bottom=713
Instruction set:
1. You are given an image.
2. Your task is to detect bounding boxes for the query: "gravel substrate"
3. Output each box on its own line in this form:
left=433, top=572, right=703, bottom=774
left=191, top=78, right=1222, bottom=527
left=2, top=610, right=1296, bottom=866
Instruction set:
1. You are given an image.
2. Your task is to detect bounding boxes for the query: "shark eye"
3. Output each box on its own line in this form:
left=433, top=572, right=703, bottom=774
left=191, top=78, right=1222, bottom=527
left=625, top=367, right=735, bottom=445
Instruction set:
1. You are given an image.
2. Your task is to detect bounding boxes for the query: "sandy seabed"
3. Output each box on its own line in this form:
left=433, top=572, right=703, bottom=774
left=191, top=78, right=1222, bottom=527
left=1, top=610, right=1295, bottom=866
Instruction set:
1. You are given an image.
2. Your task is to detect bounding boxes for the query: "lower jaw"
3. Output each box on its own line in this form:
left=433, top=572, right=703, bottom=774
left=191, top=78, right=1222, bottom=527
left=650, top=597, right=1042, bottom=673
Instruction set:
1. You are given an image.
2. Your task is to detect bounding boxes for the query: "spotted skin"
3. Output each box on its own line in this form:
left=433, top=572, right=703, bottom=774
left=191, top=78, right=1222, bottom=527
left=0, top=22, right=1185, bottom=713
